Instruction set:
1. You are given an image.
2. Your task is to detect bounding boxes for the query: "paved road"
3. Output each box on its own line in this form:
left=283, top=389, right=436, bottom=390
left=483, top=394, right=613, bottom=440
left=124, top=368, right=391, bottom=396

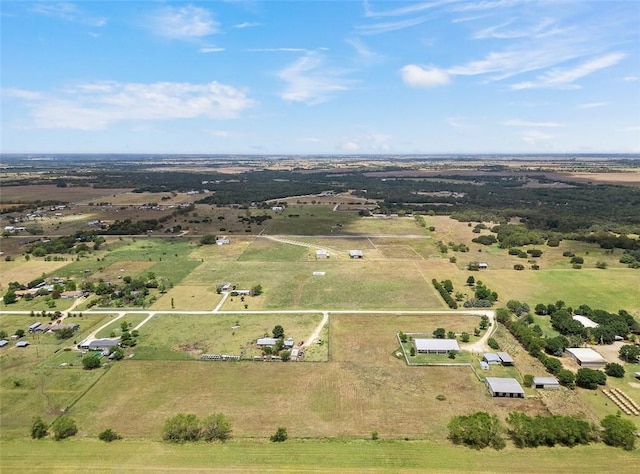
left=2, top=305, right=495, bottom=352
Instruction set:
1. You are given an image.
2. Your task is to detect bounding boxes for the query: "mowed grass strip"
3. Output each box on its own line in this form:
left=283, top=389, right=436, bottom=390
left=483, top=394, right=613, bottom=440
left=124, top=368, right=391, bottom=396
left=2, top=438, right=639, bottom=473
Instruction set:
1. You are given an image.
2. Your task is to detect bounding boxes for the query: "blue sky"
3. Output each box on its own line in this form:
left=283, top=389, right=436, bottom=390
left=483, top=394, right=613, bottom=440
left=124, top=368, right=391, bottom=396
left=1, top=1, right=639, bottom=154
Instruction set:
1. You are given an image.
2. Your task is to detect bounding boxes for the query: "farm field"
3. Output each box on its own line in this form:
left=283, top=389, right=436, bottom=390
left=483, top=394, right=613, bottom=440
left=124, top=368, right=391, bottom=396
left=1, top=195, right=640, bottom=469
left=2, top=438, right=639, bottom=473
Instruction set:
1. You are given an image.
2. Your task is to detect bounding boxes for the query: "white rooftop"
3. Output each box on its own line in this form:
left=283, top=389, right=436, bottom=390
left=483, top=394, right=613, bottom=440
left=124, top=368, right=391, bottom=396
left=414, top=339, right=460, bottom=352
left=572, top=315, right=599, bottom=328
left=486, top=377, right=525, bottom=394
left=533, top=376, right=559, bottom=385
left=566, top=347, right=606, bottom=362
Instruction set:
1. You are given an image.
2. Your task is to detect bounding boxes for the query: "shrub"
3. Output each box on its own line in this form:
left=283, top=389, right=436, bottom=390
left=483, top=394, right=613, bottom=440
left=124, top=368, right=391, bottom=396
left=601, top=414, right=637, bottom=450
left=487, top=338, right=500, bottom=350
left=513, top=264, right=525, bottom=270
left=51, top=416, right=77, bottom=440
left=163, top=414, right=201, bottom=442
left=570, top=256, right=584, bottom=264
left=576, top=368, right=606, bottom=389
left=270, top=427, right=288, bottom=442
left=557, top=369, right=576, bottom=389
left=31, top=417, right=48, bottom=439
left=523, top=374, right=534, bottom=387
left=448, top=412, right=505, bottom=450
left=99, top=428, right=121, bottom=442
left=604, top=363, right=625, bottom=378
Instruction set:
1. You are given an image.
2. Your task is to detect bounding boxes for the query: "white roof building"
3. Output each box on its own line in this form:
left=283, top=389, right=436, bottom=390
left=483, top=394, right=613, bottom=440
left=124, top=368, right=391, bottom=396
left=533, top=377, right=560, bottom=389
left=565, top=347, right=607, bottom=368
left=414, top=339, right=460, bottom=353
left=486, top=377, right=525, bottom=398
left=572, top=315, right=599, bottom=328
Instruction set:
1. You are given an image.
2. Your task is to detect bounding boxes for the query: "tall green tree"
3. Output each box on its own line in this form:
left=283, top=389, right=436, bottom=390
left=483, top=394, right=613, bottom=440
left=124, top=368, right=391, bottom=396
left=51, top=416, right=77, bottom=440
left=201, top=413, right=232, bottom=442
left=31, top=416, right=48, bottom=439
left=448, top=412, right=505, bottom=450
left=601, top=414, right=636, bottom=451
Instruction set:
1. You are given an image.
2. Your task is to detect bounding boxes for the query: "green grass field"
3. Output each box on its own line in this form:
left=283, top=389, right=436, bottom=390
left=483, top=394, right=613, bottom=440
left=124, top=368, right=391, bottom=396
left=2, top=211, right=640, bottom=469
left=2, top=438, right=639, bottom=473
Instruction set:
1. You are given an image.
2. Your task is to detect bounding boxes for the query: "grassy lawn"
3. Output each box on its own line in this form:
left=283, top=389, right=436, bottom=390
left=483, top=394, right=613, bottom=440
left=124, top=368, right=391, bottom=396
left=1, top=438, right=639, bottom=473
left=95, top=313, right=150, bottom=338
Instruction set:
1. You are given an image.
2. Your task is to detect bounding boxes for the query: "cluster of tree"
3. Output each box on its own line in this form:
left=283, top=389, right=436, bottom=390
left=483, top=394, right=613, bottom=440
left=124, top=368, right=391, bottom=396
left=507, top=412, right=596, bottom=448
left=449, top=411, right=635, bottom=451
left=163, top=413, right=232, bottom=443
left=447, top=411, right=506, bottom=450
left=88, top=273, right=162, bottom=308
left=31, top=415, right=78, bottom=441
left=471, top=234, right=497, bottom=246
left=542, top=303, right=639, bottom=344
left=101, top=219, right=160, bottom=235
left=497, top=309, right=576, bottom=388
left=431, top=279, right=457, bottom=309
left=463, top=281, right=498, bottom=308
left=490, top=224, right=545, bottom=249
left=26, top=232, right=106, bottom=257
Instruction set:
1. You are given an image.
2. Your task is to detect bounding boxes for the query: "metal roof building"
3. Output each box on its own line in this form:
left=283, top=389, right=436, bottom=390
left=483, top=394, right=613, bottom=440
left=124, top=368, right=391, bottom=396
left=414, top=339, right=460, bottom=354
left=485, top=377, right=525, bottom=398
left=533, top=377, right=560, bottom=390
left=565, top=348, right=606, bottom=369
left=483, top=353, right=501, bottom=364
left=497, top=352, right=514, bottom=365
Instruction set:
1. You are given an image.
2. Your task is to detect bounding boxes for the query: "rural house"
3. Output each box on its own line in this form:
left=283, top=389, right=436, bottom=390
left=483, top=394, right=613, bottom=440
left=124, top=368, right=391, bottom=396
left=349, top=250, right=364, bottom=259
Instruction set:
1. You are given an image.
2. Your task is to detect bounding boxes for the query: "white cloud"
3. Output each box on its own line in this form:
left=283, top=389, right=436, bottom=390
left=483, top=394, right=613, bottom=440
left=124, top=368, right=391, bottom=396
left=150, top=5, right=218, bottom=39
left=32, top=2, right=107, bottom=27
left=346, top=37, right=383, bottom=63
left=277, top=53, right=355, bottom=105
left=247, top=48, right=309, bottom=53
left=623, top=76, right=638, bottom=81
left=521, top=130, right=555, bottom=144
left=233, top=22, right=259, bottom=29
left=401, top=65, right=450, bottom=87
left=340, top=133, right=392, bottom=151
left=356, top=15, right=432, bottom=35
left=6, top=81, right=255, bottom=130
left=446, top=117, right=472, bottom=128
left=207, top=129, right=231, bottom=137
left=511, top=52, right=625, bottom=89
left=473, top=17, right=571, bottom=40
left=200, top=47, right=225, bottom=53
left=579, top=102, right=608, bottom=109
left=363, top=0, right=455, bottom=18
left=504, top=119, right=564, bottom=127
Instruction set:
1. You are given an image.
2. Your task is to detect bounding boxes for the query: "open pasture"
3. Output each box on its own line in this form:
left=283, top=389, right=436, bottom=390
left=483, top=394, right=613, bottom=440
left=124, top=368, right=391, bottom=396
left=134, top=312, right=323, bottom=360
left=151, top=285, right=220, bottom=311
left=65, top=312, right=546, bottom=441
left=0, top=185, right=133, bottom=203
left=196, top=260, right=445, bottom=311
left=262, top=205, right=360, bottom=235
left=0, top=259, right=71, bottom=290
left=2, top=439, right=639, bottom=474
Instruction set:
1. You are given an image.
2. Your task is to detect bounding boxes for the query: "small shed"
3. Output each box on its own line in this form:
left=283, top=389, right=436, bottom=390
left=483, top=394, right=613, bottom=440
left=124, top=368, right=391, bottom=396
left=284, top=337, right=295, bottom=348
left=478, top=262, right=488, bottom=269
left=565, top=348, right=606, bottom=369
left=257, top=337, right=279, bottom=347
left=349, top=250, right=364, bottom=259
left=634, top=372, right=640, bottom=380
left=16, top=341, right=30, bottom=348
left=482, top=352, right=502, bottom=365
left=0, top=340, right=8, bottom=347
left=497, top=352, right=514, bottom=366
left=315, top=249, right=329, bottom=259
left=414, top=339, right=460, bottom=354
left=533, top=376, right=560, bottom=390
left=483, top=353, right=501, bottom=364
left=28, top=322, right=42, bottom=333
left=485, top=377, right=525, bottom=398
left=479, top=360, right=489, bottom=370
